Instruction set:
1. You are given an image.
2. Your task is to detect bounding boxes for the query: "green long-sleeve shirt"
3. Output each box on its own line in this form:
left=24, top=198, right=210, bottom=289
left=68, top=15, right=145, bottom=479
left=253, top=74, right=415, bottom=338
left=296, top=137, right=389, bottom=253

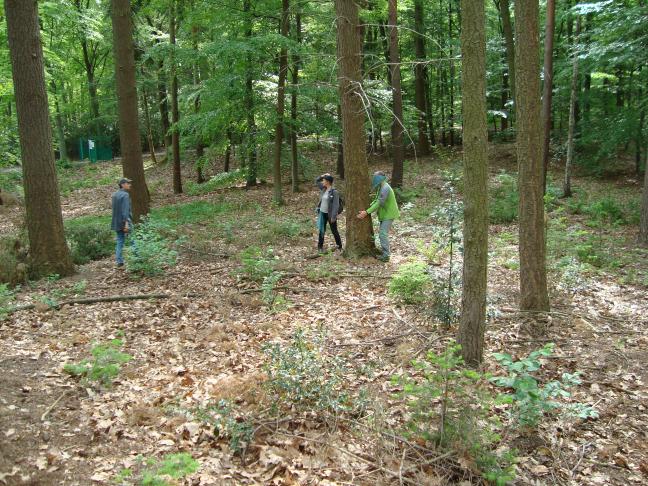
left=367, top=182, right=400, bottom=221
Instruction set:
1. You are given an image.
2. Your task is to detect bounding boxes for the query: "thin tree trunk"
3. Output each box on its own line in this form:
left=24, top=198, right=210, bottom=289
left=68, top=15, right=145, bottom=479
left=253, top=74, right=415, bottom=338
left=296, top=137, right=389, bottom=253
left=51, top=80, right=68, bottom=161
left=112, top=0, right=151, bottom=221
left=272, top=0, right=289, bottom=205
left=515, top=0, right=549, bottom=313
left=459, top=0, right=488, bottom=366
left=499, top=0, right=516, bottom=106
left=290, top=10, right=302, bottom=192
left=336, top=104, right=345, bottom=179
left=224, top=128, right=232, bottom=172
left=541, top=0, right=555, bottom=193
left=388, top=0, right=404, bottom=189
left=157, top=61, right=171, bottom=153
left=5, top=0, right=74, bottom=277
left=426, top=73, right=436, bottom=146
left=414, top=0, right=430, bottom=156
left=244, top=0, right=258, bottom=187
left=192, top=26, right=206, bottom=184
left=448, top=0, right=455, bottom=146
left=335, top=0, right=374, bottom=257
left=169, top=0, right=182, bottom=194
left=563, top=18, right=581, bottom=199
left=140, top=77, right=158, bottom=166
left=640, top=149, right=648, bottom=245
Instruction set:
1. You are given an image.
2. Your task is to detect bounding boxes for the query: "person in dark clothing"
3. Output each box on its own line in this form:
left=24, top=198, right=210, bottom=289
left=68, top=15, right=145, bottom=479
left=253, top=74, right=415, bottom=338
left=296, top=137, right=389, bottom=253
left=315, top=173, right=343, bottom=253
left=111, top=178, right=132, bottom=267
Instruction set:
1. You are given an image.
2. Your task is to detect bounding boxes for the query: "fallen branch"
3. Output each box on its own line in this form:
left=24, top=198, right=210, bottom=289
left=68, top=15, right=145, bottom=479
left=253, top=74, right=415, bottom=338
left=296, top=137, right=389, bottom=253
left=41, top=390, right=70, bottom=421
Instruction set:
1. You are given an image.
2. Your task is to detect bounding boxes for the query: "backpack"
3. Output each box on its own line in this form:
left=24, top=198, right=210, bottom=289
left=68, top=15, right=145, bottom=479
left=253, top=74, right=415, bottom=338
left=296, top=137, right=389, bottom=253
left=337, top=193, right=344, bottom=214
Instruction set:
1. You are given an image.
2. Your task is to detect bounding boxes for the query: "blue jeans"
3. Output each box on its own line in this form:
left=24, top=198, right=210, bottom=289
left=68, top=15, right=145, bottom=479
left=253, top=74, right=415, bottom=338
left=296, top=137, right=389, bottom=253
left=115, top=230, right=128, bottom=265
left=378, top=220, right=393, bottom=257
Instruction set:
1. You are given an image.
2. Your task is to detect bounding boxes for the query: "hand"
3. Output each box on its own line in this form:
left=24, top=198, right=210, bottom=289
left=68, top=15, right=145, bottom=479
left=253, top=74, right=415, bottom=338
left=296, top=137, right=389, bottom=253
left=357, top=210, right=368, bottom=219
left=123, top=223, right=129, bottom=233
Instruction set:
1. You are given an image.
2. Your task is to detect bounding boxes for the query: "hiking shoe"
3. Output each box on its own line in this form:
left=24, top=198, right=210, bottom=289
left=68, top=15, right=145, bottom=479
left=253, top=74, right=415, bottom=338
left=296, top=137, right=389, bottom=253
left=377, top=255, right=390, bottom=262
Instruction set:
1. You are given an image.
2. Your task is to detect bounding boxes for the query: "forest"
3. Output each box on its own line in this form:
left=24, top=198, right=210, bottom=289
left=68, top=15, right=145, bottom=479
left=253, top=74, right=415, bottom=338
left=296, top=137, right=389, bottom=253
left=0, top=0, right=647, bottom=484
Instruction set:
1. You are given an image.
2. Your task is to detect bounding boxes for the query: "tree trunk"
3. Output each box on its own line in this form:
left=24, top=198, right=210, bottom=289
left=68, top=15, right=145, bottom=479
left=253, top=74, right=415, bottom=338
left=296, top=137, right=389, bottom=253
left=447, top=0, right=455, bottom=146
left=51, top=80, right=67, bottom=161
left=640, top=151, right=648, bottom=245
left=169, top=0, right=182, bottom=194
left=224, top=128, right=232, bottom=172
left=272, top=0, right=289, bottom=205
left=290, top=10, right=302, bottom=193
left=563, top=18, right=581, bottom=199
left=112, top=0, right=151, bottom=221
left=336, top=104, right=345, bottom=179
left=244, top=0, right=258, bottom=187
left=5, top=0, right=74, bottom=278
left=192, top=26, right=206, bottom=184
left=414, top=0, right=430, bottom=156
left=515, top=0, right=549, bottom=312
left=459, top=0, right=489, bottom=366
left=157, top=62, right=172, bottom=153
left=388, top=0, right=404, bottom=189
left=425, top=74, right=436, bottom=146
left=141, top=79, right=158, bottom=166
left=335, top=0, right=374, bottom=257
left=499, top=0, right=516, bottom=106
left=541, top=0, right=555, bottom=193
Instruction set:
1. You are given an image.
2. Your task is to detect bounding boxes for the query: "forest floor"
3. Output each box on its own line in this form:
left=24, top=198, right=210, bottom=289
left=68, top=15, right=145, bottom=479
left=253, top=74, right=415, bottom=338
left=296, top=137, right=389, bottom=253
left=1, top=144, right=647, bottom=486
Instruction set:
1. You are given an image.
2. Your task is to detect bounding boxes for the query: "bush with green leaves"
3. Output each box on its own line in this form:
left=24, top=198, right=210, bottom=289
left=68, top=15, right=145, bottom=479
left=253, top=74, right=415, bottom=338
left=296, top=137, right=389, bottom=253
left=263, top=329, right=347, bottom=412
left=115, top=452, right=199, bottom=486
left=489, top=172, right=518, bottom=224
left=388, top=260, right=430, bottom=304
left=238, top=246, right=277, bottom=282
left=66, top=221, right=114, bottom=264
left=126, top=217, right=178, bottom=276
left=63, top=338, right=132, bottom=386
left=0, top=283, right=16, bottom=320
left=491, top=343, right=598, bottom=429
left=392, top=343, right=515, bottom=485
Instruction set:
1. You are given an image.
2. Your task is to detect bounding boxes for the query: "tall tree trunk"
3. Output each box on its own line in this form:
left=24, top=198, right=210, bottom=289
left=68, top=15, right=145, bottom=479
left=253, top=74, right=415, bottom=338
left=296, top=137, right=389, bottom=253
left=499, top=0, right=516, bottom=106
left=541, top=0, right=555, bottom=193
left=192, top=28, right=206, bottom=184
left=112, top=0, right=150, bottom=221
left=243, top=0, right=258, bottom=187
left=224, top=128, right=232, bottom=172
left=563, top=18, right=581, bottom=199
left=169, top=0, right=182, bottom=194
left=447, top=0, right=455, bottom=146
left=515, top=0, right=549, bottom=312
left=640, top=150, right=648, bottom=245
left=335, top=0, right=374, bottom=257
left=290, top=10, right=302, bottom=192
left=272, top=0, right=289, bottom=205
left=459, top=0, right=488, bottom=366
left=157, top=61, right=172, bottom=153
left=80, top=38, right=101, bottom=127
left=425, top=73, right=436, bottom=146
left=413, top=0, right=430, bottom=156
left=51, top=80, right=68, bottom=161
left=5, top=0, right=74, bottom=277
left=141, top=87, right=158, bottom=166
left=388, top=0, right=404, bottom=189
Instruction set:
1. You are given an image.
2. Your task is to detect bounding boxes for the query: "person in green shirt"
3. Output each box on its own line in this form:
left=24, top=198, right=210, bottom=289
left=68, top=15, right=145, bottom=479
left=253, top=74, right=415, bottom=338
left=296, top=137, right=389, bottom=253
left=357, top=171, right=400, bottom=262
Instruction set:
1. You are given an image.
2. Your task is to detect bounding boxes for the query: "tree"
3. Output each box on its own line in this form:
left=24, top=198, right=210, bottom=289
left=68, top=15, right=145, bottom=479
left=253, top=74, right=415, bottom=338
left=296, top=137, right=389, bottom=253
left=563, top=18, right=581, bottom=199
left=335, top=0, right=374, bottom=257
left=272, top=0, right=289, bottom=205
left=5, top=0, right=74, bottom=277
left=515, top=0, right=549, bottom=312
left=640, top=160, right=648, bottom=245
left=458, top=0, right=488, bottom=366
left=243, top=0, right=258, bottom=187
left=497, top=0, right=515, bottom=106
left=169, top=0, right=182, bottom=194
left=388, top=0, right=404, bottom=188
left=290, top=9, right=302, bottom=192
left=413, top=0, right=430, bottom=156
left=541, top=0, right=556, bottom=192
left=111, top=0, right=150, bottom=221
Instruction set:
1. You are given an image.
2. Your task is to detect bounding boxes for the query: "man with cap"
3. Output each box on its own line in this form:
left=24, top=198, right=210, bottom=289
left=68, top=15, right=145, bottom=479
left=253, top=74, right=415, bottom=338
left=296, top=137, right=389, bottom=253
left=111, top=178, right=132, bottom=267
left=357, top=171, right=400, bottom=262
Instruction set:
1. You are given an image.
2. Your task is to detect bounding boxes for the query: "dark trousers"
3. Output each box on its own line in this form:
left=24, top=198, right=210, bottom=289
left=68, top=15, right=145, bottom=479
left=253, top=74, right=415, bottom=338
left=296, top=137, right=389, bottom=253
left=318, top=211, right=342, bottom=249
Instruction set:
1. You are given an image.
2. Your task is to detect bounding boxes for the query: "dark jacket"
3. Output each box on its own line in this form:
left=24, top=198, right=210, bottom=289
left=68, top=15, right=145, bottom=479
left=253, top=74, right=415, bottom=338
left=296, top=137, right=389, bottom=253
left=316, top=184, right=341, bottom=223
left=111, top=189, right=132, bottom=232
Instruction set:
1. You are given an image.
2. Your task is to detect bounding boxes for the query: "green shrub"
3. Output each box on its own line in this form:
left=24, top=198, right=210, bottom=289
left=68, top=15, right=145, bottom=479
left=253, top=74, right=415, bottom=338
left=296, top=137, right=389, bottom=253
left=584, top=196, right=625, bottom=225
left=126, top=217, right=178, bottom=277
left=64, top=339, right=132, bottom=386
left=0, top=283, right=16, bottom=320
left=66, top=222, right=114, bottom=264
left=489, top=172, right=518, bottom=224
left=115, top=453, right=199, bottom=486
left=185, top=169, right=247, bottom=196
left=263, top=329, right=347, bottom=412
left=388, top=260, right=430, bottom=304
left=238, top=246, right=277, bottom=282
left=492, top=343, right=598, bottom=429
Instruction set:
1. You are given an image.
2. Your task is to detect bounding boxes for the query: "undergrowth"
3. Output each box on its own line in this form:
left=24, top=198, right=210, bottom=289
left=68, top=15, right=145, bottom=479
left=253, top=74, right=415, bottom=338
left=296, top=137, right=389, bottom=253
left=63, top=338, right=132, bottom=386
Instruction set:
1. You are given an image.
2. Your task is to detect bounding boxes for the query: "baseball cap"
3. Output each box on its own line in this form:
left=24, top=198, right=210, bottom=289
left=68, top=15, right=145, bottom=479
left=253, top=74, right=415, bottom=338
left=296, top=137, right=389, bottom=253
left=118, top=178, right=132, bottom=187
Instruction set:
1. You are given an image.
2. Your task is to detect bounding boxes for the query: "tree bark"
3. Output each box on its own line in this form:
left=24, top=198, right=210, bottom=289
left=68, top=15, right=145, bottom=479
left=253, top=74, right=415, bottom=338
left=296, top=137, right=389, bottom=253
left=459, top=0, right=489, bottom=366
left=272, top=0, right=289, bottom=205
left=5, top=0, right=74, bottom=278
left=169, top=0, right=182, bottom=194
left=515, top=0, right=549, bottom=312
left=499, top=0, right=516, bottom=106
left=290, top=10, right=302, bottom=192
left=541, top=0, right=555, bottom=193
left=563, top=18, right=581, bottom=199
left=413, top=0, right=430, bottom=156
left=157, top=61, right=172, bottom=153
left=141, top=79, right=158, bottom=166
left=388, top=0, right=404, bottom=188
left=51, top=80, right=68, bottom=161
left=335, top=0, right=374, bottom=257
left=447, top=0, right=455, bottom=146
left=243, top=0, right=258, bottom=187
left=640, top=150, right=648, bottom=245
left=336, top=104, right=345, bottom=180
left=112, top=0, right=151, bottom=221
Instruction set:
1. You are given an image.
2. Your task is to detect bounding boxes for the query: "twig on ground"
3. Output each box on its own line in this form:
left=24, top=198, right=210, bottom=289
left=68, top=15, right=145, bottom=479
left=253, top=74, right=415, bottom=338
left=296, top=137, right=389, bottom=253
left=41, top=391, right=70, bottom=421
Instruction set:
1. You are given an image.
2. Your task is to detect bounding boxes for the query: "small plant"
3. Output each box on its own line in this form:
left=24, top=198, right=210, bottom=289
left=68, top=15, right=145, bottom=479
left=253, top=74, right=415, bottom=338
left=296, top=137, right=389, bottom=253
left=393, top=342, right=515, bottom=485
left=72, top=279, right=88, bottom=295
left=127, top=217, right=178, bottom=277
left=64, top=338, right=132, bottom=386
left=388, top=260, right=430, bottom=304
left=114, top=453, right=199, bottom=486
left=0, top=283, right=16, bottom=320
left=66, top=222, right=114, bottom=264
left=263, top=329, right=347, bottom=412
left=415, top=240, right=441, bottom=264
left=239, top=246, right=277, bottom=282
left=489, top=172, right=518, bottom=224
left=491, top=343, right=598, bottom=429
left=195, top=400, right=254, bottom=454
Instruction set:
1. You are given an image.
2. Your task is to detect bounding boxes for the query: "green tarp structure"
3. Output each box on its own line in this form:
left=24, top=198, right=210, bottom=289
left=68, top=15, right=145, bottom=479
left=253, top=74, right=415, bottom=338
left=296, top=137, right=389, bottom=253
left=79, top=137, right=113, bottom=163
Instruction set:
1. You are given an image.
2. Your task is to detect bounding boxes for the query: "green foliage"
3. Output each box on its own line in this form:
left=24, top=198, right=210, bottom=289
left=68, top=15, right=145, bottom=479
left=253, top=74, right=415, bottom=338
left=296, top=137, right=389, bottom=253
left=393, top=343, right=516, bottom=485
left=238, top=246, right=277, bottom=282
left=195, top=400, right=254, bottom=454
left=263, top=329, right=347, bottom=412
left=388, top=260, right=430, bottom=304
left=64, top=339, right=132, bottom=386
left=115, top=453, right=199, bottom=486
left=492, top=343, right=598, bottom=429
left=489, top=172, right=518, bottom=224
left=126, top=217, right=178, bottom=277
left=185, top=169, right=247, bottom=196
left=0, top=283, right=16, bottom=320
left=66, top=220, right=114, bottom=264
